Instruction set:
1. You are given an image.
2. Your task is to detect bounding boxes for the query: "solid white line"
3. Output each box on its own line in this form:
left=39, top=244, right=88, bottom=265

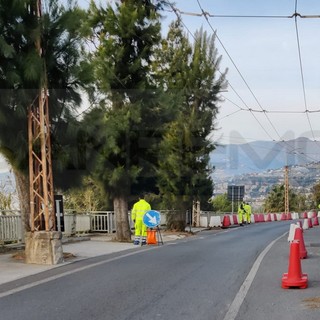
left=222, top=232, right=287, bottom=320
left=0, top=248, right=153, bottom=299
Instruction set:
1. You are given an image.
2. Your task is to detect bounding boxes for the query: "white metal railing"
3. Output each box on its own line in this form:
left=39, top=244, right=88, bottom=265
left=0, top=209, right=207, bottom=243
left=0, top=213, right=22, bottom=243
left=90, top=211, right=116, bottom=233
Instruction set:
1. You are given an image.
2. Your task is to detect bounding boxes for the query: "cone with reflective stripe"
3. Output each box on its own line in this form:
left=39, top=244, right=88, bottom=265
left=282, top=240, right=308, bottom=289
left=294, top=227, right=307, bottom=259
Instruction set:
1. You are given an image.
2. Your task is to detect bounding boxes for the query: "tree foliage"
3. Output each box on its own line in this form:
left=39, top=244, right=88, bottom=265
left=155, top=20, right=226, bottom=230
left=311, top=182, right=320, bottom=208
left=263, top=184, right=303, bottom=213
left=85, top=0, right=167, bottom=240
left=0, top=0, right=88, bottom=228
left=209, top=194, right=232, bottom=213
left=62, top=176, right=110, bottom=212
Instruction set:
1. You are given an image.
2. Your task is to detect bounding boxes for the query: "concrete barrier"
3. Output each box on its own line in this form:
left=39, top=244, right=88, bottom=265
left=209, top=216, right=222, bottom=227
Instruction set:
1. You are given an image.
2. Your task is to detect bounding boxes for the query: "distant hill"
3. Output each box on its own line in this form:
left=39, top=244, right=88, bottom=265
left=210, top=137, right=320, bottom=178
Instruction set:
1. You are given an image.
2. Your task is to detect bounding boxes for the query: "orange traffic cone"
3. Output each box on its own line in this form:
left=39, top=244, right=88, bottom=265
left=222, top=215, right=231, bottom=228
left=294, top=227, right=307, bottom=259
left=282, top=240, right=308, bottom=289
left=313, top=217, right=319, bottom=226
left=146, top=229, right=157, bottom=245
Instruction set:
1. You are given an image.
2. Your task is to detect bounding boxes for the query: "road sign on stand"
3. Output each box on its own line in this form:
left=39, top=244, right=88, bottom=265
left=143, top=210, right=163, bottom=245
left=143, top=210, right=161, bottom=228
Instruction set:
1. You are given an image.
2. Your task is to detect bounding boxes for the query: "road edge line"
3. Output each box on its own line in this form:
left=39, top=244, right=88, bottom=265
left=222, top=231, right=287, bottom=320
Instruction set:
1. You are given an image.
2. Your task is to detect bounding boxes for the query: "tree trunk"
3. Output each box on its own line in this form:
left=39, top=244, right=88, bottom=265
left=113, top=195, right=131, bottom=242
left=166, top=209, right=186, bottom=231
left=13, top=168, right=30, bottom=239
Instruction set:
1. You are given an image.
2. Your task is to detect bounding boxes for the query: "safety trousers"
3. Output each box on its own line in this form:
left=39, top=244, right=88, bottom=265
left=134, top=220, right=147, bottom=243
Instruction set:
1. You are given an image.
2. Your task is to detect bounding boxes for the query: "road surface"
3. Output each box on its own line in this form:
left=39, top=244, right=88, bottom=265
left=0, top=222, right=291, bottom=320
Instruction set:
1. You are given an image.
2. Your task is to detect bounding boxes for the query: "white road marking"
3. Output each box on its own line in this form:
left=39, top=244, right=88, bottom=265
left=0, top=248, right=153, bottom=299
left=222, top=232, right=287, bottom=320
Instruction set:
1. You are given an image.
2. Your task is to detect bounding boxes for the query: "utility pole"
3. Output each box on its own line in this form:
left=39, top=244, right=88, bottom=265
left=25, top=0, right=63, bottom=265
left=28, top=0, right=55, bottom=232
left=284, top=165, right=289, bottom=214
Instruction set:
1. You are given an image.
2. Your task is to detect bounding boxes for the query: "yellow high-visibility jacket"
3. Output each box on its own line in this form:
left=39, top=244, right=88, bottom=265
left=244, top=204, right=251, bottom=215
left=131, top=199, right=151, bottom=221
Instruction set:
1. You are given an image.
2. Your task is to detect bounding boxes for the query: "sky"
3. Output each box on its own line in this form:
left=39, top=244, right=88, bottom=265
left=160, top=0, right=320, bottom=146
left=75, top=0, right=320, bottom=146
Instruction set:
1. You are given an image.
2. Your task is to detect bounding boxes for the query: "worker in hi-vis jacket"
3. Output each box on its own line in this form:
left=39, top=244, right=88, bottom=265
left=131, top=194, right=151, bottom=245
left=238, top=202, right=245, bottom=226
left=244, top=202, right=252, bottom=224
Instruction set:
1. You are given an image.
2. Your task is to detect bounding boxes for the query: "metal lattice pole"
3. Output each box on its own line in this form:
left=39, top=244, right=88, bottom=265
left=284, top=165, right=289, bottom=214
left=28, top=0, right=55, bottom=232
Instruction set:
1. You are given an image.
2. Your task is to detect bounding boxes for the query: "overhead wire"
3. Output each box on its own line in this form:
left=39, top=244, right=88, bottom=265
left=168, top=2, right=278, bottom=141
left=182, top=0, right=320, bottom=164
left=167, top=1, right=320, bottom=142
left=163, top=8, right=320, bottom=20
left=293, top=0, right=318, bottom=143
left=196, top=0, right=285, bottom=142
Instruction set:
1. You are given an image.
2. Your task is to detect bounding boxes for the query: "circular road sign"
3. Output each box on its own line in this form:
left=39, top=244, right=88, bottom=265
left=143, top=210, right=161, bottom=228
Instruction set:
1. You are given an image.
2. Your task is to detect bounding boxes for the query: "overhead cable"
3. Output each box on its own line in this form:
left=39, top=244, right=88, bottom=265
left=163, top=7, right=320, bottom=20
left=196, top=0, right=283, bottom=141
left=293, top=0, right=318, bottom=142
left=168, top=2, right=276, bottom=141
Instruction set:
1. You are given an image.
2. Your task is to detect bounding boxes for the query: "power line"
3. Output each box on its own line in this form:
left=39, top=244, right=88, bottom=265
left=163, top=7, right=320, bottom=20
left=168, top=1, right=276, bottom=141
left=294, top=0, right=318, bottom=143
left=196, top=0, right=284, bottom=141
left=219, top=96, right=320, bottom=115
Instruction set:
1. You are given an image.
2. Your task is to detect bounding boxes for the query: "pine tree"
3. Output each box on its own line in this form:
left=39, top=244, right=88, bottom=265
left=263, top=184, right=301, bottom=212
left=86, top=0, right=166, bottom=241
left=0, top=0, right=87, bottom=229
left=156, top=20, right=227, bottom=230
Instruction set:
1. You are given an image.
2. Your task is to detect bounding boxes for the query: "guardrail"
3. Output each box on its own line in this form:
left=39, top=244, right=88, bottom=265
left=0, top=210, right=215, bottom=244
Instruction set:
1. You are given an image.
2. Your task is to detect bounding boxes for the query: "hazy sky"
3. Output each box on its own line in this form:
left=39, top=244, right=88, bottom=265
left=160, top=0, right=320, bottom=146
left=74, top=1, right=320, bottom=147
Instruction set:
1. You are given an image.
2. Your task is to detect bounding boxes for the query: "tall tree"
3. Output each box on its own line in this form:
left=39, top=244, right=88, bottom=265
left=209, top=193, right=232, bottom=213
left=263, top=184, right=301, bottom=212
left=0, top=0, right=87, bottom=230
left=156, top=20, right=226, bottom=230
left=312, top=182, right=320, bottom=208
left=86, top=0, right=166, bottom=241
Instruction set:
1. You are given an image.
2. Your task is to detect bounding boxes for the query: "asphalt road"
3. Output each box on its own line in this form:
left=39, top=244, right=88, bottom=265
left=0, top=222, right=292, bottom=320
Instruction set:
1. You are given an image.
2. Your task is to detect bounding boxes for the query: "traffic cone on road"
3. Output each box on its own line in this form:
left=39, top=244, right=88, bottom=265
left=222, top=215, right=231, bottom=228
left=313, top=217, right=319, bottom=226
left=294, top=227, right=307, bottom=259
left=302, top=219, right=309, bottom=230
left=308, top=218, right=313, bottom=228
left=282, top=241, right=308, bottom=289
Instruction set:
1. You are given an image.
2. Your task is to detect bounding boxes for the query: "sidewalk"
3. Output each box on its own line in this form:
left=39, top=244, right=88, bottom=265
left=0, top=227, right=208, bottom=285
